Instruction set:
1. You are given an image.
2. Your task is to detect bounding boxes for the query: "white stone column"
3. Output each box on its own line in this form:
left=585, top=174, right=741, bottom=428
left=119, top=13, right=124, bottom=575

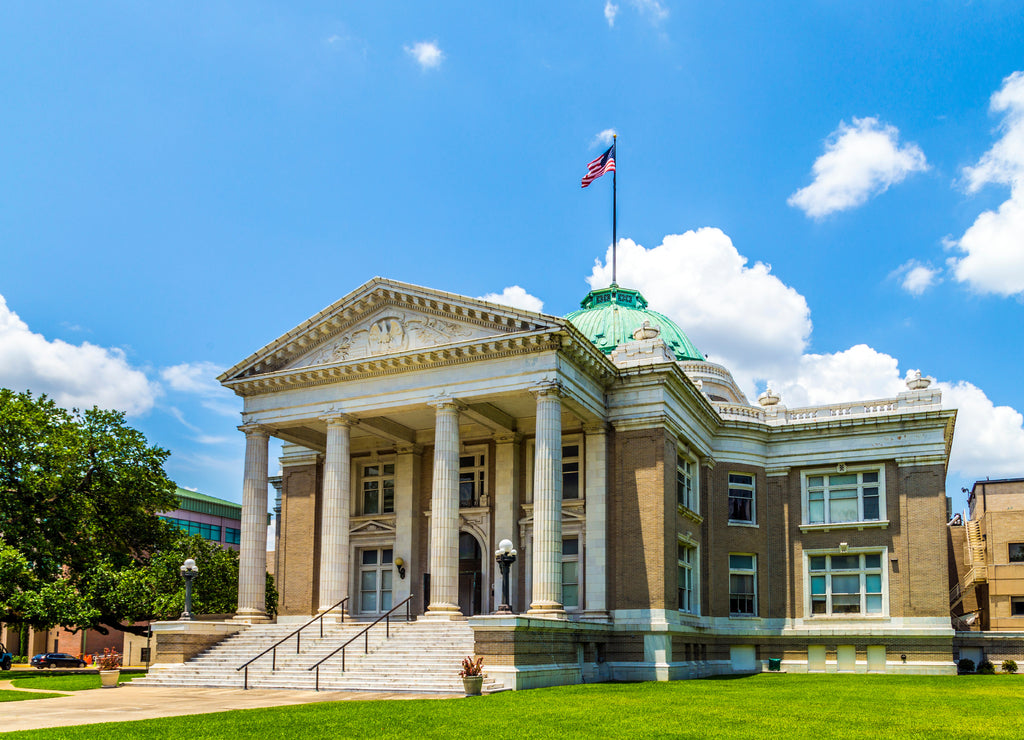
left=237, top=424, right=270, bottom=621
left=426, top=397, right=461, bottom=616
left=583, top=422, right=609, bottom=619
left=318, top=415, right=353, bottom=614
left=529, top=382, right=565, bottom=618
left=393, top=444, right=422, bottom=608
left=493, top=433, right=522, bottom=612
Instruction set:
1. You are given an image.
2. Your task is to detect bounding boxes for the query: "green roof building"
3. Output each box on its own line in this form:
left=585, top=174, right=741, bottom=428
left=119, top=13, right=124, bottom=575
left=161, top=486, right=243, bottom=550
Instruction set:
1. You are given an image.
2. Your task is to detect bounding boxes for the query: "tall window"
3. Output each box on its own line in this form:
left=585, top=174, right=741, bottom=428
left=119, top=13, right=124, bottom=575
left=728, top=473, right=755, bottom=524
left=808, top=552, right=884, bottom=616
left=677, top=454, right=696, bottom=512
left=361, top=463, right=395, bottom=515
left=459, top=452, right=486, bottom=507
left=562, top=444, right=580, bottom=500
left=678, top=542, right=697, bottom=614
left=729, top=554, right=757, bottom=616
left=562, top=537, right=580, bottom=609
left=805, top=469, right=882, bottom=525
left=359, top=548, right=393, bottom=614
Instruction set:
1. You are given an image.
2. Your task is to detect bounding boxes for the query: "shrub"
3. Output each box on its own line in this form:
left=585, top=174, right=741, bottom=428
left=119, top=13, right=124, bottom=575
left=1002, top=659, right=1018, bottom=674
left=459, top=656, right=483, bottom=678
left=957, top=658, right=975, bottom=673
left=95, top=648, right=122, bottom=671
left=977, top=659, right=996, bottom=675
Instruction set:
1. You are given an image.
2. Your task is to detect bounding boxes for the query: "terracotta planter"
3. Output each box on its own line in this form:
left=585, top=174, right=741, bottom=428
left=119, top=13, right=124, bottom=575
left=462, top=675, right=483, bottom=696
left=99, top=670, right=120, bottom=688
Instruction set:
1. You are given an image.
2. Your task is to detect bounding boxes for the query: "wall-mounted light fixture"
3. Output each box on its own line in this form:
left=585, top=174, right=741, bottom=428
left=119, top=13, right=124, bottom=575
left=394, top=556, right=406, bottom=580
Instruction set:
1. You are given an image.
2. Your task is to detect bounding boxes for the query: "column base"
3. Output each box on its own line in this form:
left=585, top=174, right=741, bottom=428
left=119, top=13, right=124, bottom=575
left=581, top=610, right=611, bottom=622
left=527, top=602, right=567, bottom=620
left=423, top=603, right=465, bottom=620
left=233, top=610, right=272, bottom=624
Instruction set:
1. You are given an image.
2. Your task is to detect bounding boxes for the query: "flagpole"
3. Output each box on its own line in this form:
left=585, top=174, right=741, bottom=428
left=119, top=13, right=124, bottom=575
left=612, top=134, right=617, bottom=285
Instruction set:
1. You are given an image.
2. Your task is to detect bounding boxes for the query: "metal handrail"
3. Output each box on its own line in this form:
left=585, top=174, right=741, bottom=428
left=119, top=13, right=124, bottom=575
left=307, top=594, right=413, bottom=691
left=236, top=596, right=348, bottom=690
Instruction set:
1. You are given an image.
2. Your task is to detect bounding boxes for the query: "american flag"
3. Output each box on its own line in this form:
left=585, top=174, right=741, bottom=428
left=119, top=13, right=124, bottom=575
left=581, top=143, right=616, bottom=188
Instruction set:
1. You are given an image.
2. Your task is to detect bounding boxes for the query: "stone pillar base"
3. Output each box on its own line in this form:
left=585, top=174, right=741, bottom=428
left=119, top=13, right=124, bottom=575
left=527, top=606, right=567, bottom=620
left=233, top=611, right=272, bottom=624
left=581, top=610, right=611, bottom=622
left=421, top=609, right=467, bottom=621
left=150, top=620, right=247, bottom=664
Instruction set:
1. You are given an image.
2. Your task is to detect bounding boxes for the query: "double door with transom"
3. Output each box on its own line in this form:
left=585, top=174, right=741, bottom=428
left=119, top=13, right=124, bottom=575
left=359, top=547, right=393, bottom=615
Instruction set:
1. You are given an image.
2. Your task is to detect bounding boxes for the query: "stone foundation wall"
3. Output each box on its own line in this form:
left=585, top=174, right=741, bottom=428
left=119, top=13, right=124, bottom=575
left=150, top=621, right=246, bottom=665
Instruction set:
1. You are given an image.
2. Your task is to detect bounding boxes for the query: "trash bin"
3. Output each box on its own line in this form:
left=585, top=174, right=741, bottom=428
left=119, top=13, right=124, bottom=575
left=768, top=658, right=781, bottom=672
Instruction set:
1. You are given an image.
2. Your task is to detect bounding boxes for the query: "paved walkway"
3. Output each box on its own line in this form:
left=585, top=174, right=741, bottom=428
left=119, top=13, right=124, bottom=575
left=0, top=682, right=453, bottom=733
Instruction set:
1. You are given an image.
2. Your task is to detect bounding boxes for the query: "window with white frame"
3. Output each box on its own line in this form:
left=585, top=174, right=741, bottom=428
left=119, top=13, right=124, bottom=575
left=677, top=453, right=697, bottom=513
left=804, top=469, right=883, bottom=525
left=459, top=450, right=486, bottom=508
left=361, top=462, right=395, bottom=515
left=728, top=473, right=755, bottom=524
left=678, top=541, right=698, bottom=614
left=808, top=552, right=884, bottom=616
left=729, top=554, right=757, bottom=616
left=562, top=537, right=580, bottom=609
left=359, top=548, right=394, bottom=614
left=562, top=443, right=581, bottom=500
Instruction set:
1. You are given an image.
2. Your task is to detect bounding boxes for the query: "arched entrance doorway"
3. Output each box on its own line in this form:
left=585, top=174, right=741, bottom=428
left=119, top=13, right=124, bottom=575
left=458, top=532, right=483, bottom=616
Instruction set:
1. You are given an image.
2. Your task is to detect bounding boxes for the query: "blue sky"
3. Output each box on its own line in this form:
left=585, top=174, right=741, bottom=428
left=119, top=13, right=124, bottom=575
left=2, top=2, right=1023, bottom=515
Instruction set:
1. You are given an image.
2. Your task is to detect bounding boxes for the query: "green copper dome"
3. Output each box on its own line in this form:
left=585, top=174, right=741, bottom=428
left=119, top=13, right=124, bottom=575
left=565, top=285, right=703, bottom=362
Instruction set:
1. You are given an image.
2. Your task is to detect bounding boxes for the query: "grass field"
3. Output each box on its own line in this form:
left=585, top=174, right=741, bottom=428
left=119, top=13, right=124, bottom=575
left=8, top=674, right=1024, bottom=739
left=10, top=673, right=140, bottom=692
left=0, top=689, right=63, bottom=702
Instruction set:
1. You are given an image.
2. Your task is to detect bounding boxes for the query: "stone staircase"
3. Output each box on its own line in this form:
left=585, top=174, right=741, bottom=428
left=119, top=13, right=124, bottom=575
left=135, top=618, right=499, bottom=694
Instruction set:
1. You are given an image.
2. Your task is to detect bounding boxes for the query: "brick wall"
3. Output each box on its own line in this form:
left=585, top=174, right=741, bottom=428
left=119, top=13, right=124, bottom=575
left=278, top=461, right=322, bottom=616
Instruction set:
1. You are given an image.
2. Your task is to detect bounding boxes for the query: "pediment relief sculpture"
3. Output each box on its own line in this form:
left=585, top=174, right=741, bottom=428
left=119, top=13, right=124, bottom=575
left=289, top=310, right=496, bottom=369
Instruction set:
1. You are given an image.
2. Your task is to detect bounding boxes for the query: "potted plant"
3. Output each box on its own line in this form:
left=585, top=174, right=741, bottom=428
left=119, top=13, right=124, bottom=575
left=459, top=655, right=484, bottom=696
left=96, top=648, right=122, bottom=688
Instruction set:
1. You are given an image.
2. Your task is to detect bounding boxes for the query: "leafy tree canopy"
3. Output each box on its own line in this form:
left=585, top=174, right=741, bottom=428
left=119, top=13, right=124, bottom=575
left=0, top=389, right=274, bottom=635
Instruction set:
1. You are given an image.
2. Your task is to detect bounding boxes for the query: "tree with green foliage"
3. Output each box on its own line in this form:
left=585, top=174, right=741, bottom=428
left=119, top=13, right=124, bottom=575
left=0, top=389, right=274, bottom=636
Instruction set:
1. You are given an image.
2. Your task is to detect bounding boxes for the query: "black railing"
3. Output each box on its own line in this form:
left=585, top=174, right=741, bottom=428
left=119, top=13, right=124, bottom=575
left=236, top=596, right=348, bottom=690
left=307, top=594, right=413, bottom=691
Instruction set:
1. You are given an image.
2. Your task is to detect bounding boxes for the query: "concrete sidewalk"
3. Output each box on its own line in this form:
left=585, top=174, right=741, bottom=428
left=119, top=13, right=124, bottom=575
left=0, top=683, right=453, bottom=733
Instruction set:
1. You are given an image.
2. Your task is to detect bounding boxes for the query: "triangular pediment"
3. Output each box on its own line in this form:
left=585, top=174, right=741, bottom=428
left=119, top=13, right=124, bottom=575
left=219, top=277, right=562, bottom=382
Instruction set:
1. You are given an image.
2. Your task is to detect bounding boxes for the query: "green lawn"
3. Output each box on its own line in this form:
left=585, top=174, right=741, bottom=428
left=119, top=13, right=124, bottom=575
left=7, top=674, right=1024, bottom=739
left=0, top=689, right=63, bottom=702
left=10, top=672, right=140, bottom=691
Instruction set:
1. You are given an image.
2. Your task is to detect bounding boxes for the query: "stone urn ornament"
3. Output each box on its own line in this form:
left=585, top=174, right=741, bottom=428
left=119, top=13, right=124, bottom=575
left=459, top=655, right=484, bottom=696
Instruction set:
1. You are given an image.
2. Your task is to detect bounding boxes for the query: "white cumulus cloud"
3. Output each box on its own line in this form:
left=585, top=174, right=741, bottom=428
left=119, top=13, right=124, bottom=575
left=591, top=231, right=1024, bottom=487
left=604, top=2, right=619, bottom=27
left=788, top=117, right=928, bottom=218
left=892, top=259, right=941, bottom=296
left=949, top=71, right=1024, bottom=297
left=0, top=294, right=159, bottom=416
left=477, top=286, right=544, bottom=314
left=632, top=0, right=669, bottom=24
left=404, top=40, right=444, bottom=70
left=591, top=128, right=617, bottom=147
left=161, top=361, right=239, bottom=418
left=587, top=230, right=812, bottom=391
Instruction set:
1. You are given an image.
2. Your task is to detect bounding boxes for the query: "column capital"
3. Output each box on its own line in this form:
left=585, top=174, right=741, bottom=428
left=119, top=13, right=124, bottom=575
left=427, top=393, right=465, bottom=412
left=396, top=443, right=424, bottom=456
left=582, top=421, right=610, bottom=436
left=238, top=422, right=271, bottom=438
left=701, top=455, right=717, bottom=470
left=320, top=412, right=356, bottom=427
left=529, top=379, right=563, bottom=399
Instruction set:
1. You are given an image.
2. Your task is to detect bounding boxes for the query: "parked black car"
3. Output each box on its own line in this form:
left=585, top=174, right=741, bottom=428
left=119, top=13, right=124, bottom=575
left=30, top=653, right=87, bottom=669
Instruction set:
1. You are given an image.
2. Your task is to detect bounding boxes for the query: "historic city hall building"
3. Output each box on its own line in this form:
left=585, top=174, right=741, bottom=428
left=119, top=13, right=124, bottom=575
left=210, top=277, right=957, bottom=688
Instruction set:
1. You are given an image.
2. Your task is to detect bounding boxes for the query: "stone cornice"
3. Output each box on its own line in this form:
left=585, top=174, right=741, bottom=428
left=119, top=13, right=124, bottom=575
left=223, top=331, right=566, bottom=397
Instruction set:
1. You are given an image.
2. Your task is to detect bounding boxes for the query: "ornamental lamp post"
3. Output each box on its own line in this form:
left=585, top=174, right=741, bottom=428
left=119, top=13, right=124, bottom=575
left=179, top=558, right=199, bottom=621
left=494, top=539, right=517, bottom=614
